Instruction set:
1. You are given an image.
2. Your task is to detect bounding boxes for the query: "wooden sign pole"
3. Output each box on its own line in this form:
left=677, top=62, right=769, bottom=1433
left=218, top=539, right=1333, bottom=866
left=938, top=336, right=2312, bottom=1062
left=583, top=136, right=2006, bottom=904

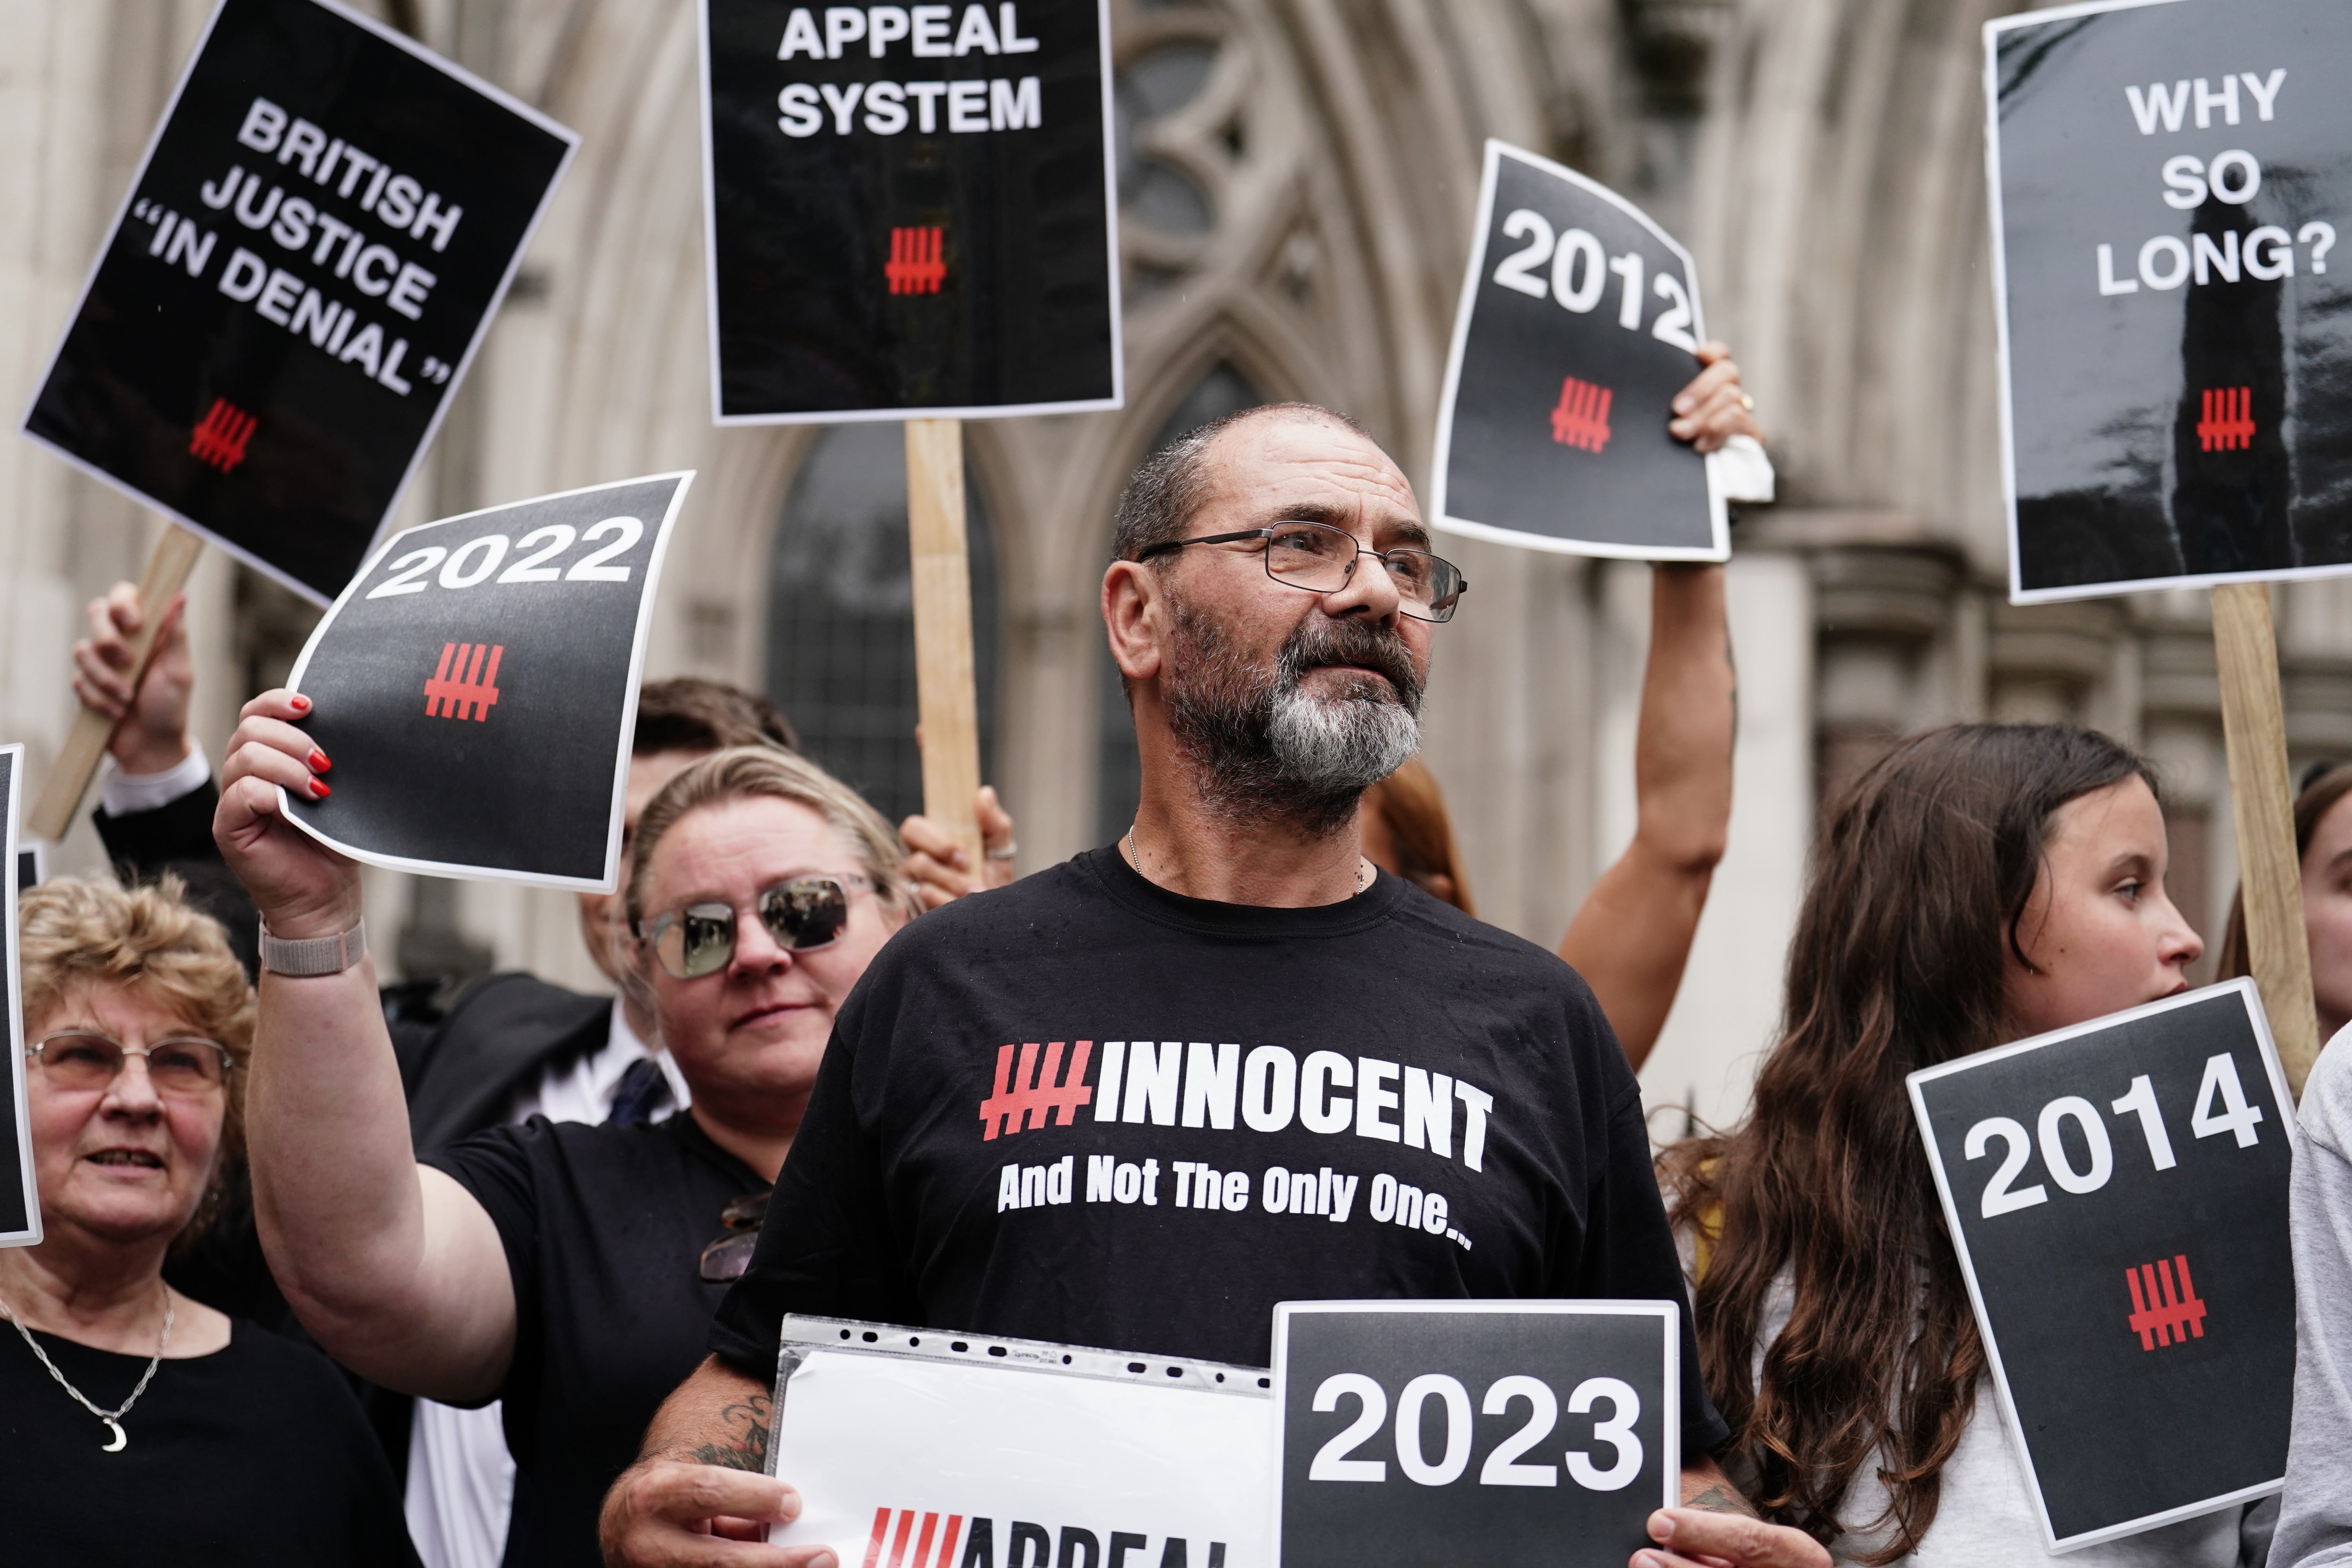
left=904, top=419, right=985, bottom=873
left=2211, top=581, right=2319, bottom=1095
left=27, top=524, right=206, bottom=842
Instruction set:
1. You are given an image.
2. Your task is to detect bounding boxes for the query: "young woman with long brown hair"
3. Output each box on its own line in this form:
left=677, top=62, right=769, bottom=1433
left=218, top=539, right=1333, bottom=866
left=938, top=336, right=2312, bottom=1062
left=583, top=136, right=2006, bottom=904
left=1662, top=724, right=2266, bottom=1566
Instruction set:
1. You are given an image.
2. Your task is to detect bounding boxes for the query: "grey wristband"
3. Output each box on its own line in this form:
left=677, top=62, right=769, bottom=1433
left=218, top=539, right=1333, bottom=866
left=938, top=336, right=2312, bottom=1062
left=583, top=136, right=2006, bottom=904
left=258, top=918, right=368, bottom=977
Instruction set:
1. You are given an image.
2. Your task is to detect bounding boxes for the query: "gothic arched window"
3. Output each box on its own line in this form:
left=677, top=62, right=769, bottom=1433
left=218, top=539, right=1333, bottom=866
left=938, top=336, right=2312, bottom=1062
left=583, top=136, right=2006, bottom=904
left=768, top=422, right=999, bottom=824
left=1097, top=364, right=1264, bottom=842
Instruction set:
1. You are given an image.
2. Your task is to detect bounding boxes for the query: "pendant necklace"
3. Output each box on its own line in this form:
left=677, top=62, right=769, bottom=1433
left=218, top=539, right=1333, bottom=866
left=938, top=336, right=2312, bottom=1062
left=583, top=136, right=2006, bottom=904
left=1125, top=827, right=1372, bottom=895
left=0, top=1282, right=174, bottom=1451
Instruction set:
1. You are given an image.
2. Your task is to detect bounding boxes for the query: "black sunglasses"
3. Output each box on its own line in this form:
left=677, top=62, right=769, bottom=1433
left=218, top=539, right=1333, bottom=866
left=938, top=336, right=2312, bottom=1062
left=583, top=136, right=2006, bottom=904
left=638, top=875, right=868, bottom=978
left=700, top=1191, right=769, bottom=1282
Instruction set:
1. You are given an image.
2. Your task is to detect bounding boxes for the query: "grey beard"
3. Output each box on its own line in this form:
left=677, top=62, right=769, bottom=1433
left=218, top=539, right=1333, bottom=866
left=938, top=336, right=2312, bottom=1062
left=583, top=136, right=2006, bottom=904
left=1161, top=596, right=1424, bottom=837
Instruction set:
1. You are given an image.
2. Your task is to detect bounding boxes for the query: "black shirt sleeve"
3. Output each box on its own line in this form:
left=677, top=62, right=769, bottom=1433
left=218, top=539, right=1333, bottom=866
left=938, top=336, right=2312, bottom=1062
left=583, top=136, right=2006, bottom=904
left=419, top=1120, right=546, bottom=1407
left=708, top=994, right=922, bottom=1375
left=1569, top=1078, right=1731, bottom=1457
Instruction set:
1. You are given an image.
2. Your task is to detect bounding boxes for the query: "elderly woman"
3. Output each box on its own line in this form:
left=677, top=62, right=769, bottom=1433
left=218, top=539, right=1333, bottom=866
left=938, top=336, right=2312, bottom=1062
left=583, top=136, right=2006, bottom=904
left=0, top=877, right=414, bottom=1565
left=213, top=695, right=919, bottom=1568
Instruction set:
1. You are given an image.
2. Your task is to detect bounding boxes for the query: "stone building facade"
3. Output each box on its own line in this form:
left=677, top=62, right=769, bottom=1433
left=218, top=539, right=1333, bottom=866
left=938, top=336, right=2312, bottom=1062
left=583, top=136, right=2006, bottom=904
left=5, top=0, right=2346, bottom=1126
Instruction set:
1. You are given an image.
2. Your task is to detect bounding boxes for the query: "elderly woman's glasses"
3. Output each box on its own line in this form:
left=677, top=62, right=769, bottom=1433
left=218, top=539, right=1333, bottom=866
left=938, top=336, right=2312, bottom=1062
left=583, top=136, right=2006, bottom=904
left=27, top=1033, right=233, bottom=1096
left=1134, top=521, right=1468, bottom=623
left=641, top=875, right=868, bottom=979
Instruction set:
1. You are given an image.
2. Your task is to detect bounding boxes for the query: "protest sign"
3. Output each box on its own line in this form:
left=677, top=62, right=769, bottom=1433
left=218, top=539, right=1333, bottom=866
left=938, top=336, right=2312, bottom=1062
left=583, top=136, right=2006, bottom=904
left=1988, top=0, right=2352, bottom=601
left=20, top=0, right=576, bottom=604
left=278, top=473, right=690, bottom=890
left=764, top=1316, right=1271, bottom=1566
left=1270, top=1300, right=1677, bottom=1568
left=1431, top=140, right=1729, bottom=562
left=699, top=0, right=1120, bottom=423
left=1907, top=980, right=2294, bottom=1549
left=0, top=746, right=37, bottom=1249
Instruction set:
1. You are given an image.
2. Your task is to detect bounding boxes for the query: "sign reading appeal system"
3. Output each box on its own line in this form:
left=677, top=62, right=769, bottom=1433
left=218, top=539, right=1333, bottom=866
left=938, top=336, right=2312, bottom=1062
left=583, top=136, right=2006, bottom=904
left=1989, top=0, right=2352, bottom=601
left=1431, top=140, right=1727, bottom=562
left=700, top=1, right=1120, bottom=422
left=280, top=474, right=689, bottom=890
left=22, top=0, right=575, bottom=603
left=0, top=746, right=34, bottom=1250
left=1908, top=980, right=2295, bottom=1550
left=1271, top=1301, right=1678, bottom=1568
left=766, top=1317, right=1270, bottom=1566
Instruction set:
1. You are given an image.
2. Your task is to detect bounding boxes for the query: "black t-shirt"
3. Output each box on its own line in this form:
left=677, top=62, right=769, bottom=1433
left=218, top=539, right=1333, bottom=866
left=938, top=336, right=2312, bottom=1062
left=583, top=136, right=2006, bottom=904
left=423, top=1111, right=766, bottom=1568
left=710, top=847, right=1729, bottom=1455
left=0, top=1316, right=418, bottom=1566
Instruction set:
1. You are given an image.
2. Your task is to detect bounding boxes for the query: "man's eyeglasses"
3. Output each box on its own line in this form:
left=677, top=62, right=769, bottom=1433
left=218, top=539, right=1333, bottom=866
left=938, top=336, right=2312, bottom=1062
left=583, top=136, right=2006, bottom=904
left=639, top=875, right=868, bottom=979
left=1135, top=521, right=1468, bottom=623
left=27, top=1032, right=234, bottom=1096
left=700, top=1191, right=769, bottom=1282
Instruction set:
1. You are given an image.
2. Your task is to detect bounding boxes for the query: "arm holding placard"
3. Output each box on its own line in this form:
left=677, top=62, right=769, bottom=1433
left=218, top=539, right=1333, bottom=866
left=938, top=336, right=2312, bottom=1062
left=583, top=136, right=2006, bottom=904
left=1559, top=343, right=1757, bottom=1067
left=212, top=691, right=521, bottom=1403
left=603, top=1356, right=828, bottom=1567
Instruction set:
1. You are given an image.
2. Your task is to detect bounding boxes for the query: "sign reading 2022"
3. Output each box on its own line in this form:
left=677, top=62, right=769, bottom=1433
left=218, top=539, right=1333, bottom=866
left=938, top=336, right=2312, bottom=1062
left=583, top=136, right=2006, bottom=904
left=2095, top=68, right=2336, bottom=295
left=1964, top=1049, right=2267, bottom=1219
left=363, top=517, right=645, bottom=599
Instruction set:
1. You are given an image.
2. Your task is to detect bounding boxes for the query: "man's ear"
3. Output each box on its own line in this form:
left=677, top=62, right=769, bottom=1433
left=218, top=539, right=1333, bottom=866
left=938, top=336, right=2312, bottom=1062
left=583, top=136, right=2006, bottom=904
left=1102, top=560, right=1166, bottom=686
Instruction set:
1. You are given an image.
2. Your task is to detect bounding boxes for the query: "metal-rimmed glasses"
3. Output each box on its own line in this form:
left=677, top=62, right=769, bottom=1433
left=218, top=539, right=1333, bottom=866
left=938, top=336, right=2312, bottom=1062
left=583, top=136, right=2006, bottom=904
left=639, top=875, right=870, bottom=979
left=700, top=1191, right=770, bottom=1282
left=1134, top=520, right=1468, bottom=623
left=27, top=1032, right=234, bottom=1097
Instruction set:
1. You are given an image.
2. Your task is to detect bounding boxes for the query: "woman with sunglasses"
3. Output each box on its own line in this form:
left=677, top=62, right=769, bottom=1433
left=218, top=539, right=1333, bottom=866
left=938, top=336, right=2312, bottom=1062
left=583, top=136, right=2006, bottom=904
left=0, top=877, right=414, bottom=1566
left=210, top=705, right=918, bottom=1568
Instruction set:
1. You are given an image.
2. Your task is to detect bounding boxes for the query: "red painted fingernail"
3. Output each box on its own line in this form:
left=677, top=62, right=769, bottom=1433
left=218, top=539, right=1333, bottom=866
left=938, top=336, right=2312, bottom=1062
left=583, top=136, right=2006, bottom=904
left=309, top=749, right=332, bottom=773
left=290, top=694, right=311, bottom=713
left=309, top=778, right=330, bottom=799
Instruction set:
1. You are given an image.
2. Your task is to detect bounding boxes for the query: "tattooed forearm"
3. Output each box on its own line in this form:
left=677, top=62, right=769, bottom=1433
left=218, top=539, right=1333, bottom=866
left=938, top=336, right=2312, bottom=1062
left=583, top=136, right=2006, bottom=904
left=687, top=1395, right=772, bottom=1472
left=1686, top=1481, right=1762, bottom=1518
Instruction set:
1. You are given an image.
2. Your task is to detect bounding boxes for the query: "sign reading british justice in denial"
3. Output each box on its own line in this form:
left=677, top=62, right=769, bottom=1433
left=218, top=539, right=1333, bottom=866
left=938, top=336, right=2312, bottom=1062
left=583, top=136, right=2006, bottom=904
left=766, top=1318, right=1272, bottom=1568
left=699, top=1, right=1121, bottom=423
left=1431, top=140, right=1727, bottom=562
left=277, top=473, right=690, bottom=890
left=1270, top=1300, right=1679, bottom=1568
left=21, top=0, right=575, bottom=603
left=1908, top=980, right=2296, bottom=1550
left=1988, top=0, right=2352, bottom=601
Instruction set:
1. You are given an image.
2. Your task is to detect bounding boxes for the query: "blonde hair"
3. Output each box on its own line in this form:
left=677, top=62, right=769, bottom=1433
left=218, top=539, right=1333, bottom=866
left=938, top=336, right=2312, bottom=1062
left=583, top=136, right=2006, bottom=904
left=624, top=745, right=915, bottom=936
left=18, top=876, right=255, bottom=1244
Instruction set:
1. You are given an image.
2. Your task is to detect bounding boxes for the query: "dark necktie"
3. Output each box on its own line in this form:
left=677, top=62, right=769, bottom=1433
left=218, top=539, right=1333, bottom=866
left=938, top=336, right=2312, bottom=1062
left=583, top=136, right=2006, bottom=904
left=609, top=1056, right=673, bottom=1129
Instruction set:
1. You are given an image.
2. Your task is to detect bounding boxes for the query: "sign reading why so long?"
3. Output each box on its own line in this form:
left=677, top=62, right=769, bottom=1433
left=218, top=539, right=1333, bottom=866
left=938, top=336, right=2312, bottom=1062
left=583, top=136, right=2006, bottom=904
left=22, top=0, right=575, bottom=603
left=1908, top=980, right=2296, bottom=1550
left=1431, top=140, right=1729, bottom=562
left=1271, top=1301, right=1678, bottom=1568
left=0, top=746, right=35, bottom=1250
left=1989, top=0, right=2352, bottom=601
left=700, top=1, right=1120, bottom=422
left=765, top=1317, right=1271, bottom=1566
left=278, top=474, right=690, bottom=890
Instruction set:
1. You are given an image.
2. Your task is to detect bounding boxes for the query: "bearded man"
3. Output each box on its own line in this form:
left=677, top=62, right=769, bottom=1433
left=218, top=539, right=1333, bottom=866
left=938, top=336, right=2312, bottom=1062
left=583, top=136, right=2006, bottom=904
left=603, top=378, right=1829, bottom=1568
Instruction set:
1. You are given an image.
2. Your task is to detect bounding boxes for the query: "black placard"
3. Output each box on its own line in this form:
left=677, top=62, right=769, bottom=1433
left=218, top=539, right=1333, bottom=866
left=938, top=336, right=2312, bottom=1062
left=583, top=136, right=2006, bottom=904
left=699, top=0, right=1120, bottom=423
left=1431, top=140, right=1724, bottom=561
left=0, top=746, right=35, bottom=1249
left=20, top=0, right=576, bottom=604
left=1907, top=980, right=2294, bottom=1549
left=1989, top=0, right=2352, bottom=602
left=1270, top=1300, right=1677, bottom=1568
left=279, top=473, right=690, bottom=889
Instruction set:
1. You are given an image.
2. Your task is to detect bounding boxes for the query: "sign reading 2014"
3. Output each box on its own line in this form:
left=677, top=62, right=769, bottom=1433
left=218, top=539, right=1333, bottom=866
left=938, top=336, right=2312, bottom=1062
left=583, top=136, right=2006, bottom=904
left=699, top=1, right=1121, bottom=423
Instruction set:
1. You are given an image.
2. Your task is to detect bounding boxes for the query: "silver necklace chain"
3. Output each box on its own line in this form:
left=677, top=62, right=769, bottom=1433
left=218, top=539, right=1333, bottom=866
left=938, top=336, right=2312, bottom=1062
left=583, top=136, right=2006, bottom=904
left=0, top=1282, right=174, bottom=1450
left=1124, top=827, right=1373, bottom=896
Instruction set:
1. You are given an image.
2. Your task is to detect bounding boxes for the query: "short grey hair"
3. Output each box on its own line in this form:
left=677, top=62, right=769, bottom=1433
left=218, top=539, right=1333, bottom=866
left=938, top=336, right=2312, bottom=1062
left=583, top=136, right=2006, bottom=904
left=1109, top=402, right=1372, bottom=563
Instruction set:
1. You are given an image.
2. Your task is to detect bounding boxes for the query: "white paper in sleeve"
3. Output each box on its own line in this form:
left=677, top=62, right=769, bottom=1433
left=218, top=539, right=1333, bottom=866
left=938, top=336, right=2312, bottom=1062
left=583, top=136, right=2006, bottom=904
left=768, top=1316, right=1272, bottom=1568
